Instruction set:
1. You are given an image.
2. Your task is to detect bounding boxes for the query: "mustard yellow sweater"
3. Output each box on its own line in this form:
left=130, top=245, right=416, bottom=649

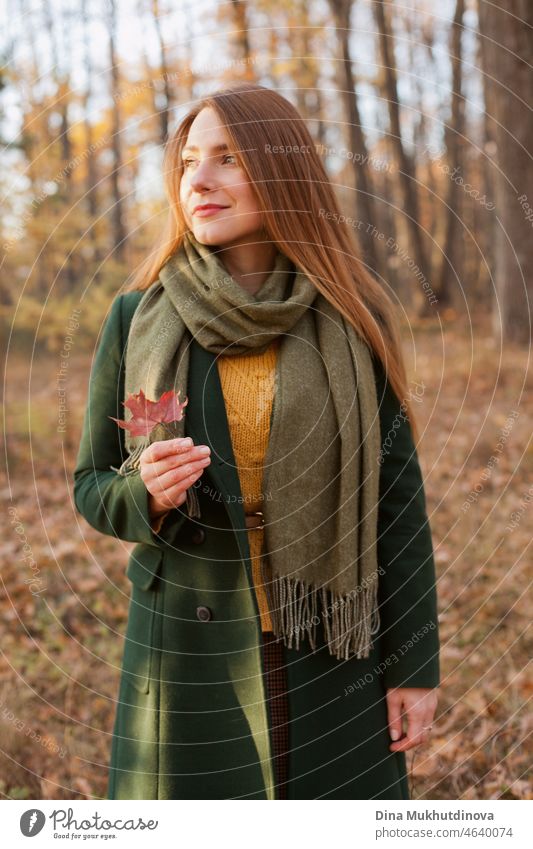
left=217, top=340, right=279, bottom=631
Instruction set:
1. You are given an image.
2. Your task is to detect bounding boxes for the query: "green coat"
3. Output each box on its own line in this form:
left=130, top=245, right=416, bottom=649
left=73, top=291, right=440, bottom=800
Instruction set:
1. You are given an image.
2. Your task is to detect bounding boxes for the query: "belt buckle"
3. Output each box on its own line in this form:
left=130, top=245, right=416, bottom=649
left=244, top=510, right=264, bottom=530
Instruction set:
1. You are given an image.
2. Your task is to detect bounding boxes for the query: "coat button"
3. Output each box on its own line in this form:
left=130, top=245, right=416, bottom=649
left=191, top=528, right=206, bottom=545
left=196, top=605, right=212, bottom=622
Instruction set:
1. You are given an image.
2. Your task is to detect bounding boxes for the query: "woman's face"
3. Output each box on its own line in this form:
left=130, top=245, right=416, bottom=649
left=179, top=107, right=264, bottom=247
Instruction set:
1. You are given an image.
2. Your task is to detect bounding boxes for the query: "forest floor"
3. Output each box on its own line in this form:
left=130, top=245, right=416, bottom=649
left=1, top=312, right=531, bottom=800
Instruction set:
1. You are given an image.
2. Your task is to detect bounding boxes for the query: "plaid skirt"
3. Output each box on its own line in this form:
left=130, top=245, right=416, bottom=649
left=262, top=630, right=290, bottom=800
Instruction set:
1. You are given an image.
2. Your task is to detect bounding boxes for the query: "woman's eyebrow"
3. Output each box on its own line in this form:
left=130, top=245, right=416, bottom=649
left=182, top=142, right=230, bottom=154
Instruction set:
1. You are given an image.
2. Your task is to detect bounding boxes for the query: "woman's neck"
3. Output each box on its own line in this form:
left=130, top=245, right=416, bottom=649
left=217, top=239, right=278, bottom=296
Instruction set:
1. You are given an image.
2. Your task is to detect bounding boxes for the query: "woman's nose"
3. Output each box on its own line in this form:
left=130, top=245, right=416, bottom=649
left=189, top=159, right=217, bottom=191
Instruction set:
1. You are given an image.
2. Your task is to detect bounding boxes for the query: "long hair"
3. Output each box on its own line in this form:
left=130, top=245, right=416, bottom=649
left=124, top=81, right=420, bottom=441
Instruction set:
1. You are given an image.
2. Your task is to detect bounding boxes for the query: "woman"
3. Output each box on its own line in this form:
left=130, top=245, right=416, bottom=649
left=73, top=82, right=440, bottom=800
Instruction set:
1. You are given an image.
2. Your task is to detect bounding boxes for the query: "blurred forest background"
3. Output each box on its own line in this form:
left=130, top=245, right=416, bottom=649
left=1, top=0, right=532, bottom=800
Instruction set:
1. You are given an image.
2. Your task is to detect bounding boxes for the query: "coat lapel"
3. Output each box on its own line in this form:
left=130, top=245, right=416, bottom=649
left=184, top=340, right=249, bottom=543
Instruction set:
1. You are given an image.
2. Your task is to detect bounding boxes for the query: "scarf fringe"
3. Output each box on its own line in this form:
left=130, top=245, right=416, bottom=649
left=268, top=574, right=381, bottom=661
left=110, top=441, right=148, bottom=476
left=110, top=443, right=202, bottom=518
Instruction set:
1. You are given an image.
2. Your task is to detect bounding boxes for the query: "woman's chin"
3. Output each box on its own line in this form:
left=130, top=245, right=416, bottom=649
left=190, top=220, right=234, bottom=246
left=191, top=221, right=264, bottom=250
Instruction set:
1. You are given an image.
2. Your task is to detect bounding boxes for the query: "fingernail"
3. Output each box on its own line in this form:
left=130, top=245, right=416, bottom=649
left=390, top=729, right=400, bottom=741
left=180, top=438, right=193, bottom=447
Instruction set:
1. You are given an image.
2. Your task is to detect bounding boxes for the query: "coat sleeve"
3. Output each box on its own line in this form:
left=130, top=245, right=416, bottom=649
left=73, top=293, right=188, bottom=548
left=373, top=357, right=440, bottom=689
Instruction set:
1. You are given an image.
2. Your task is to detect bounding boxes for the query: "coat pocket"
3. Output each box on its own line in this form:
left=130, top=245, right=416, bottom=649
left=126, top=543, right=164, bottom=591
left=122, top=545, right=164, bottom=694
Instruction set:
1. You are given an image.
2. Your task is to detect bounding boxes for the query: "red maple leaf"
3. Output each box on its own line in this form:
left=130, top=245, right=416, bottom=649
left=109, top=389, right=188, bottom=437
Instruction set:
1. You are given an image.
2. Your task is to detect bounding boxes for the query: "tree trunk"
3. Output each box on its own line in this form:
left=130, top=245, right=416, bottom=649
left=437, top=0, right=466, bottom=307
left=292, top=4, right=326, bottom=144
left=43, top=1, right=77, bottom=295
left=230, top=0, right=255, bottom=76
left=328, top=0, right=383, bottom=278
left=373, top=0, right=432, bottom=313
left=151, top=0, right=171, bottom=145
left=478, top=0, right=533, bottom=346
left=108, top=0, right=128, bottom=263
left=81, top=0, right=103, bottom=280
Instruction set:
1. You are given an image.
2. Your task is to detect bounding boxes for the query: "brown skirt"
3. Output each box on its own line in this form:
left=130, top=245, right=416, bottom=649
left=262, top=630, right=290, bottom=799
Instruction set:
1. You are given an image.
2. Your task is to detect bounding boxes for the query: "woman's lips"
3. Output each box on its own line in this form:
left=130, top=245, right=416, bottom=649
left=193, top=205, right=228, bottom=217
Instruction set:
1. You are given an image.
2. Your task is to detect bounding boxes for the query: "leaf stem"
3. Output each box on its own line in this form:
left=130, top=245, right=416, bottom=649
left=157, top=421, right=181, bottom=439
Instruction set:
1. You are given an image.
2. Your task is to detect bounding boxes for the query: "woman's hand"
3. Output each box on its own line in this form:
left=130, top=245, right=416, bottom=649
left=386, top=687, right=439, bottom=752
left=139, top=436, right=211, bottom=519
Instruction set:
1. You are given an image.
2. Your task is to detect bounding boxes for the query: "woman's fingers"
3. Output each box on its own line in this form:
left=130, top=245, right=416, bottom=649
left=386, top=688, right=404, bottom=743
left=150, top=455, right=211, bottom=497
left=140, top=437, right=212, bottom=512
left=148, top=437, right=194, bottom=460
left=144, top=438, right=208, bottom=472
left=386, top=687, right=438, bottom=752
left=140, top=439, right=211, bottom=481
left=146, top=463, right=207, bottom=513
left=403, top=697, right=428, bottom=748
left=160, top=475, right=203, bottom=508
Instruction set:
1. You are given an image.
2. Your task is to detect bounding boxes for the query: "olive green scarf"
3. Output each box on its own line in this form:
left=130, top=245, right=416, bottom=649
left=116, top=231, right=382, bottom=660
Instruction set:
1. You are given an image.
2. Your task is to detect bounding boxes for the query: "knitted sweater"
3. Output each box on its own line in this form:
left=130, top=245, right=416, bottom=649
left=216, top=340, right=280, bottom=631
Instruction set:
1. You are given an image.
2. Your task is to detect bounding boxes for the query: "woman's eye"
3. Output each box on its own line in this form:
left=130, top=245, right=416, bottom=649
left=183, top=155, right=237, bottom=169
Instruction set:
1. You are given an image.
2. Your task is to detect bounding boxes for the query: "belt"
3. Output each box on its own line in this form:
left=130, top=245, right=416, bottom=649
left=244, top=510, right=265, bottom=529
